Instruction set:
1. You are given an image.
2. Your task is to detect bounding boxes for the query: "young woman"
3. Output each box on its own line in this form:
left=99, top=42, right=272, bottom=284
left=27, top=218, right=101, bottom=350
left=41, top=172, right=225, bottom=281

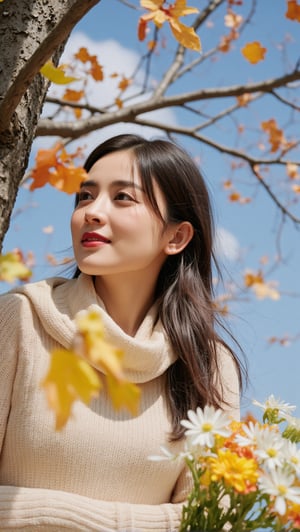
left=0, top=134, right=243, bottom=530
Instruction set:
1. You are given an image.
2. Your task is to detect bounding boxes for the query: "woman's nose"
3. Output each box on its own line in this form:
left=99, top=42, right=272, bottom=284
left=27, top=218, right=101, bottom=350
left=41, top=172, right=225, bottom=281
left=84, top=199, right=108, bottom=225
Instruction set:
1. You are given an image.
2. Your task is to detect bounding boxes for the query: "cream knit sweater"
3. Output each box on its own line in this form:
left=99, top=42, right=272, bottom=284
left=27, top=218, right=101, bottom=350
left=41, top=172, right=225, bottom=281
left=0, top=274, right=240, bottom=531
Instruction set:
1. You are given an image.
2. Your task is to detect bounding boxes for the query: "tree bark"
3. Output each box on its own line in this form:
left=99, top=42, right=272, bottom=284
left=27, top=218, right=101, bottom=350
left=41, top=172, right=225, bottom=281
left=0, top=0, right=100, bottom=251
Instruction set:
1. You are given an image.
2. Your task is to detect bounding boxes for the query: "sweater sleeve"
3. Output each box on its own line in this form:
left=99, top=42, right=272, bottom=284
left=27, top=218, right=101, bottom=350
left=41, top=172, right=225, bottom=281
left=0, top=294, right=19, bottom=453
left=0, top=485, right=185, bottom=531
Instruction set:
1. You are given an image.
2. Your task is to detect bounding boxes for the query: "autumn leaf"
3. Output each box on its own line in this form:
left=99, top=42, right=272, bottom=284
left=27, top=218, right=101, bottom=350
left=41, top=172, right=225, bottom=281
left=138, top=0, right=201, bottom=52
left=30, top=144, right=88, bottom=194
left=261, top=119, right=285, bottom=153
left=0, top=250, right=32, bottom=283
left=236, top=93, right=252, bottom=107
left=285, top=0, right=300, bottom=22
left=169, top=18, right=201, bottom=51
left=74, top=47, right=103, bottom=81
left=106, top=374, right=141, bottom=416
left=41, top=349, right=101, bottom=430
left=40, top=60, right=79, bottom=85
left=49, top=163, right=88, bottom=194
left=62, top=89, right=84, bottom=103
left=74, top=310, right=125, bottom=378
left=118, top=76, right=132, bottom=92
left=244, top=271, right=280, bottom=301
left=286, top=162, right=299, bottom=179
left=241, top=41, right=267, bottom=64
left=115, top=97, right=123, bottom=109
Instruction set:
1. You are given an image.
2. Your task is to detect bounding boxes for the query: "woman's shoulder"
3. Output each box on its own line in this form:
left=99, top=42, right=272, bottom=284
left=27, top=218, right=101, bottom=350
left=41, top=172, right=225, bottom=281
left=0, top=277, right=71, bottom=316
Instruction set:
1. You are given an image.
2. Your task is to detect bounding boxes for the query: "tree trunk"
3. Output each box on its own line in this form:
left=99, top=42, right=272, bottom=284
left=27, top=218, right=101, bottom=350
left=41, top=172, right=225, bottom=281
left=0, top=0, right=100, bottom=251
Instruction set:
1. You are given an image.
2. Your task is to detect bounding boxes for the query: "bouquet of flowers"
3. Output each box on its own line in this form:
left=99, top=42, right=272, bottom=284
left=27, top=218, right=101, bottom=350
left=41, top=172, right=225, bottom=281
left=152, top=396, right=300, bottom=531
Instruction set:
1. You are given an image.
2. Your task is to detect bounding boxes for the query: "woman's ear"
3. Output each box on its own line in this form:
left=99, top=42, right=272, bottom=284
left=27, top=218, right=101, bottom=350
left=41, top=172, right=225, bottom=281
left=164, top=221, right=194, bottom=255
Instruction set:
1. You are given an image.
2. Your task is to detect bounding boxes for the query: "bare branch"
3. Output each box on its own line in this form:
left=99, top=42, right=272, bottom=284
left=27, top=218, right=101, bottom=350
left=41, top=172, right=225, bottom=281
left=37, top=68, right=300, bottom=138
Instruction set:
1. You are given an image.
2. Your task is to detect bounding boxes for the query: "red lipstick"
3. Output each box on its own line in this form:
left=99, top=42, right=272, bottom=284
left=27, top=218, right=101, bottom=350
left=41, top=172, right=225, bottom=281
left=81, top=232, right=111, bottom=247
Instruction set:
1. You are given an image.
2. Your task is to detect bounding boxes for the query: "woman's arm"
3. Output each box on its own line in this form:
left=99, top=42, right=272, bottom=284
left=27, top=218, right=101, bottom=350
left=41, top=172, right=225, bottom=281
left=0, top=485, right=185, bottom=531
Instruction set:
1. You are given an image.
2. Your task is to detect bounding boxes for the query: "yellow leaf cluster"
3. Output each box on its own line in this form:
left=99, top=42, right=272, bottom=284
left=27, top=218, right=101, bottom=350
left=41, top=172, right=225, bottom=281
left=40, top=60, right=79, bottom=85
left=241, top=41, right=267, bottom=64
left=41, top=309, right=141, bottom=429
left=30, top=143, right=88, bottom=194
left=0, top=250, right=32, bottom=283
left=138, top=0, right=201, bottom=52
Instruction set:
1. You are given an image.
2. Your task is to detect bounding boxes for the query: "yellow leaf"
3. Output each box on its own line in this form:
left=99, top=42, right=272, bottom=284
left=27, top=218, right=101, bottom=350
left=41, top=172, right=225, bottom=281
left=41, top=349, right=101, bottom=430
left=241, top=41, right=267, bottom=64
left=40, top=60, right=79, bottom=85
left=75, top=310, right=125, bottom=378
left=106, top=374, right=141, bottom=416
left=170, top=0, right=199, bottom=18
left=169, top=19, right=201, bottom=51
left=0, top=251, right=32, bottom=283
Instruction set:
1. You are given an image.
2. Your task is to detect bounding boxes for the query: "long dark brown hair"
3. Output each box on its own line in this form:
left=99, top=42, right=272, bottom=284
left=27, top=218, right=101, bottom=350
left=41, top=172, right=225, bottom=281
left=74, top=134, right=245, bottom=440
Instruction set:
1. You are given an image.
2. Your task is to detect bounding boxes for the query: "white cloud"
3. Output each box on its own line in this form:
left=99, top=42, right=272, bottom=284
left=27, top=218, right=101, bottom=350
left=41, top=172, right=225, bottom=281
left=214, top=227, right=240, bottom=262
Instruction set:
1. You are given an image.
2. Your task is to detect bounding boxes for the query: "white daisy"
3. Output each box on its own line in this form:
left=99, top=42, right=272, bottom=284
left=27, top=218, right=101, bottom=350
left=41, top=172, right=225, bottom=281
left=259, top=469, right=300, bottom=515
left=282, top=440, right=300, bottom=475
left=180, top=405, right=231, bottom=448
left=254, top=429, right=285, bottom=470
left=253, top=395, right=296, bottom=419
left=234, top=421, right=264, bottom=447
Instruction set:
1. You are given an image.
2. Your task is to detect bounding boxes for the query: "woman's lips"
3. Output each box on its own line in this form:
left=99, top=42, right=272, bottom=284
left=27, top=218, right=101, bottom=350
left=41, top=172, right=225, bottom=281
left=81, top=232, right=111, bottom=247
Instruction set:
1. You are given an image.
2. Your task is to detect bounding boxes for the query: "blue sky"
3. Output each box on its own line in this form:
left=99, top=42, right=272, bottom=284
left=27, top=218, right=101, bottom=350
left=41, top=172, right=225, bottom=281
left=2, top=0, right=300, bottom=418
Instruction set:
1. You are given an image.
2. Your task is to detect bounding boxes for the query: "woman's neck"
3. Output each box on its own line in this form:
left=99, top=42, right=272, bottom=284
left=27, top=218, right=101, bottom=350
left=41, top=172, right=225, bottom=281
left=94, top=274, right=157, bottom=336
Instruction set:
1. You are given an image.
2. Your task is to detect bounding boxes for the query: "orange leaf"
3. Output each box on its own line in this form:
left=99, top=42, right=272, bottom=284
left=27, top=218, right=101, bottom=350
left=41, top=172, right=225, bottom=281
left=74, top=47, right=103, bottom=81
left=286, top=162, right=299, bottom=179
left=292, top=184, right=300, bottom=193
left=138, top=17, right=148, bottom=41
left=90, top=60, right=103, bottom=81
left=286, top=0, right=300, bottom=21
left=229, top=191, right=241, bottom=202
left=49, top=164, right=88, bottom=194
left=74, top=47, right=92, bottom=63
left=30, top=144, right=88, bottom=193
left=241, top=41, right=267, bottom=64
left=115, top=98, right=123, bottom=109
left=236, top=94, right=251, bottom=107
left=63, top=89, right=84, bottom=103
left=261, top=119, right=285, bottom=153
left=118, top=76, right=132, bottom=92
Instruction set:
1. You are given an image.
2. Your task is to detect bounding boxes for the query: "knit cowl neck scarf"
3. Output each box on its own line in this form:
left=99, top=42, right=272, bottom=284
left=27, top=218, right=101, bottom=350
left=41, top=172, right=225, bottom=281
left=14, top=273, right=177, bottom=384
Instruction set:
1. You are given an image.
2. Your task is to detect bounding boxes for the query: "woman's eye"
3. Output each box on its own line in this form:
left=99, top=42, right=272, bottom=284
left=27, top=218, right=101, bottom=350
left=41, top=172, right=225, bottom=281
left=115, top=192, right=136, bottom=202
left=78, top=191, right=93, bottom=202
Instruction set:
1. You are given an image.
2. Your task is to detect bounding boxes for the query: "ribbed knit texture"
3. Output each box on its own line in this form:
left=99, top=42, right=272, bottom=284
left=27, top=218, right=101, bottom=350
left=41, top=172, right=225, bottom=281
left=0, top=274, right=240, bottom=530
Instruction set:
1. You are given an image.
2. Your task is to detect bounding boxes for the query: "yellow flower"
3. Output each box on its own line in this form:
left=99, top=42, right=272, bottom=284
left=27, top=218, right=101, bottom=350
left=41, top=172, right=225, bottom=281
left=209, top=449, right=258, bottom=493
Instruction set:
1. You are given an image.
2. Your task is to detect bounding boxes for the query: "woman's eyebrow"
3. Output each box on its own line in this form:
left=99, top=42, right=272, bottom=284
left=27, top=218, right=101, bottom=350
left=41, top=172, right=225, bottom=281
left=80, top=179, right=144, bottom=191
left=80, top=179, right=97, bottom=188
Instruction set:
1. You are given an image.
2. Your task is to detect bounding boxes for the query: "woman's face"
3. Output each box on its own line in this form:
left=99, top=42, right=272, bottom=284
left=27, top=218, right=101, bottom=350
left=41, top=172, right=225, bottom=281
left=71, top=149, right=174, bottom=282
